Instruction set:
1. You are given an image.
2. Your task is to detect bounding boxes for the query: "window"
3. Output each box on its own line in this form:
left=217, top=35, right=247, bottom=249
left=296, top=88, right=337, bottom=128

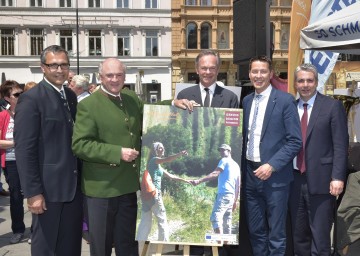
left=218, top=0, right=230, bottom=5
left=60, top=0, right=72, bottom=7
left=30, top=0, right=43, bottom=7
left=118, top=29, right=130, bottom=56
left=117, top=0, right=129, bottom=8
left=217, top=23, right=229, bottom=49
left=145, top=30, right=158, bottom=56
left=145, top=0, right=157, bottom=8
left=30, top=29, right=43, bottom=55
left=280, top=23, right=290, bottom=50
left=60, top=30, right=73, bottom=55
left=88, top=0, right=100, bottom=7
left=188, top=73, right=199, bottom=84
left=186, top=23, right=197, bottom=49
left=0, top=29, right=14, bottom=55
left=201, top=0, right=211, bottom=6
left=200, top=22, right=211, bottom=49
left=89, top=30, right=101, bottom=56
left=186, top=0, right=196, bottom=5
left=0, top=0, right=13, bottom=6
left=280, top=0, right=292, bottom=6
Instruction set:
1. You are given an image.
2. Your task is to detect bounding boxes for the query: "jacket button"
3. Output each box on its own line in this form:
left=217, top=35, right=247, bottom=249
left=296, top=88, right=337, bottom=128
left=74, top=170, right=78, bottom=174
left=133, top=164, right=136, bottom=167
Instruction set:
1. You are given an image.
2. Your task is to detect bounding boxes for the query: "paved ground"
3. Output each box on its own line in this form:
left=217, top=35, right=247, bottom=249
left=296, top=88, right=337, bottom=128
left=0, top=185, right=188, bottom=256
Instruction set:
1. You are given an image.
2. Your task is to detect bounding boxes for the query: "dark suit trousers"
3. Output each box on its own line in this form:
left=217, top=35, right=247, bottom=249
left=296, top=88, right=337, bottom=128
left=31, top=189, right=83, bottom=256
left=289, top=171, right=335, bottom=256
left=86, top=192, right=139, bottom=256
left=3, top=161, right=25, bottom=234
left=244, top=161, right=289, bottom=256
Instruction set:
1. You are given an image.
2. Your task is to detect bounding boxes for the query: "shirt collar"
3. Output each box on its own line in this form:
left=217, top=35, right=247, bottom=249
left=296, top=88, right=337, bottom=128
left=200, top=83, right=216, bottom=93
left=299, top=92, right=317, bottom=108
left=255, top=84, right=272, bottom=97
left=44, top=77, right=65, bottom=93
left=101, top=85, right=121, bottom=98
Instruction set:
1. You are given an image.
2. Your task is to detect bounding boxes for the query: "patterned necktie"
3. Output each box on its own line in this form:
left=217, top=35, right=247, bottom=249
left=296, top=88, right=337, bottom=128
left=297, top=103, right=308, bottom=173
left=204, top=88, right=210, bottom=107
left=59, top=90, right=66, bottom=100
left=248, top=94, right=262, bottom=160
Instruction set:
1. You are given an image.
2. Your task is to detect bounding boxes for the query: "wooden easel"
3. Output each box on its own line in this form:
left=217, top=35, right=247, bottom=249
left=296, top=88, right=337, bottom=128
left=140, top=241, right=220, bottom=256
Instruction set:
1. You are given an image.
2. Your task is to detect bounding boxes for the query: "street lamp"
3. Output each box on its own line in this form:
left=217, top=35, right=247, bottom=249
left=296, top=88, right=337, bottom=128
left=76, top=0, right=80, bottom=74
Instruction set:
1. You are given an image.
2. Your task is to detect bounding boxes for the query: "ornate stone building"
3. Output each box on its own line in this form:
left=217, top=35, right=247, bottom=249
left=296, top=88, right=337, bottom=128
left=171, top=0, right=237, bottom=92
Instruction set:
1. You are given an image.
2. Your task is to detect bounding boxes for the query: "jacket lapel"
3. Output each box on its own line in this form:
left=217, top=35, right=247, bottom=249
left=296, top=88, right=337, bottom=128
left=211, top=84, right=223, bottom=107
left=261, top=88, right=277, bottom=139
left=306, top=93, right=323, bottom=141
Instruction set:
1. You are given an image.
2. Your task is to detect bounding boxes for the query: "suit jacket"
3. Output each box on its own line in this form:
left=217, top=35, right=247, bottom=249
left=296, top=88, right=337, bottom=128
left=242, top=87, right=302, bottom=187
left=177, top=84, right=239, bottom=108
left=304, top=93, right=348, bottom=194
left=14, top=79, right=79, bottom=202
left=72, top=89, right=143, bottom=198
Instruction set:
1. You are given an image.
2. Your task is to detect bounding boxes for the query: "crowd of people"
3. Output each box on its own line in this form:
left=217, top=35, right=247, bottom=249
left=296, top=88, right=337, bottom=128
left=0, top=45, right=351, bottom=256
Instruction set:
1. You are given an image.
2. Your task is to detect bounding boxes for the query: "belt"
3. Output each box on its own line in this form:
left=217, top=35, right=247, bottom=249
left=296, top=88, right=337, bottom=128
left=247, top=160, right=261, bottom=168
left=293, top=169, right=306, bottom=175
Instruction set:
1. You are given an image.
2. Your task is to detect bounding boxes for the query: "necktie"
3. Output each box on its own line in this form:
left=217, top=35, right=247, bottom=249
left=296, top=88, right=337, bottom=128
left=59, top=90, right=74, bottom=124
left=204, top=88, right=210, bottom=107
left=59, top=90, right=66, bottom=100
left=248, top=94, right=262, bottom=160
left=297, top=103, right=308, bottom=173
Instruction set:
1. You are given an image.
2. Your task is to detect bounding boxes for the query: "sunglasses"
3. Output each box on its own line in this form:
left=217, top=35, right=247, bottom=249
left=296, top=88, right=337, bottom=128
left=12, top=92, right=23, bottom=98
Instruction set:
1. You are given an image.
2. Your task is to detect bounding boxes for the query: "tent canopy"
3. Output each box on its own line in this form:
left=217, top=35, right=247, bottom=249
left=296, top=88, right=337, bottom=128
left=300, top=1, right=360, bottom=54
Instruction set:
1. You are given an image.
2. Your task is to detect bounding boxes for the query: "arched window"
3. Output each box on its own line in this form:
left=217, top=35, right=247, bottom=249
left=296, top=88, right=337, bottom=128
left=186, top=22, right=197, bottom=49
left=200, top=22, right=212, bottom=49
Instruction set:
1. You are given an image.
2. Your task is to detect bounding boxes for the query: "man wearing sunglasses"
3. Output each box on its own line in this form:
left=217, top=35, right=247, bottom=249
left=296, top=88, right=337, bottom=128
left=14, top=45, right=82, bottom=256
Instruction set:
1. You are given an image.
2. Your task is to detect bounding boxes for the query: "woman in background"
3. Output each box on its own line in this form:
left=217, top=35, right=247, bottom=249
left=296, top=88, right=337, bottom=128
left=0, top=80, right=25, bottom=244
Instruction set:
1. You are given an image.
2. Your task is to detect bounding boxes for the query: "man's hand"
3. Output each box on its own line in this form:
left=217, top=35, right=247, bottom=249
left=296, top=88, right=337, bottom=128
left=121, top=148, right=139, bottom=162
left=27, top=194, right=47, bottom=215
left=330, top=180, right=344, bottom=196
left=190, top=179, right=200, bottom=186
left=254, top=163, right=274, bottom=180
left=174, top=99, right=200, bottom=113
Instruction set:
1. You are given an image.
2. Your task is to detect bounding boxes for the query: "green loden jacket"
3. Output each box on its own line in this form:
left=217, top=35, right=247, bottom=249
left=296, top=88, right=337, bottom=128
left=72, top=89, right=143, bottom=198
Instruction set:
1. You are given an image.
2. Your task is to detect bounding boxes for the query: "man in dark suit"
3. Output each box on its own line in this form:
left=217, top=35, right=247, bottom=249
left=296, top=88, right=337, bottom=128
left=175, top=50, right=238, bottom=255
left=242, top=56, right=302, bottom=255
left=175, top=49, right=239, bottom=111
left=289, top=63, right=348, bottom=255
left=14, top=45, right=82, bottom=256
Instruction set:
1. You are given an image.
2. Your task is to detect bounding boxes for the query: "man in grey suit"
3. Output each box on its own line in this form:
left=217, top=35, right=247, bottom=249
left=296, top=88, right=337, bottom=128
left=175, top=50, right=239, bottom=110
left=174, top=50, right=238, bottom=255
left=289, top=63, right=348, bottom=255
left=14, top=45, right=82, bottom=256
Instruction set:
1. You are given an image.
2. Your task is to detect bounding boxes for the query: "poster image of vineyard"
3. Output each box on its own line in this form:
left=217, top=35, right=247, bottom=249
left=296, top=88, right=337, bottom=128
left=136, top=105, right=242, bottom=245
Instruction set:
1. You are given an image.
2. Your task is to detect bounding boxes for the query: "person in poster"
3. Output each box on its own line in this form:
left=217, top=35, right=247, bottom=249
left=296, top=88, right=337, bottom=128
left=137, top=142, right=190, bottom=241
left=190, top=144, right=240, bottom=240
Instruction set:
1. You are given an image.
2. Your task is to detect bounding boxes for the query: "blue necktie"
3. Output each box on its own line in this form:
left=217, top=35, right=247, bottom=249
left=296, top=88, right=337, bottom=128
left=248, top=95, right=262, bottom=160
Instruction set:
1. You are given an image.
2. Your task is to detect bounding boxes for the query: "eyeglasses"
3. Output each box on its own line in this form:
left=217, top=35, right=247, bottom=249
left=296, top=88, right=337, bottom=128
left=12, top=92, right=23, bottom=98
left=43, top=63, right=70, bottom=71
left=104, top=73, right=124, bottom=79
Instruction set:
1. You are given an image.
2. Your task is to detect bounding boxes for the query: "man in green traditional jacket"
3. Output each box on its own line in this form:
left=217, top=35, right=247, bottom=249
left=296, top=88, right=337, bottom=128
left=72, top=57, right=143, bottom=256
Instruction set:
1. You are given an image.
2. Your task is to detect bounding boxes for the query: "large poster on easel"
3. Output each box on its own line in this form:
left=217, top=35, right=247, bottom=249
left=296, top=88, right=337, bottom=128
left=136, top=105, right=242, bottom=245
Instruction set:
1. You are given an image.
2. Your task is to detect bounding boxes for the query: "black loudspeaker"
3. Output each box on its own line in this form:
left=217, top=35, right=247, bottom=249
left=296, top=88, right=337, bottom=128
left=233, top=0, right=269, bottom=64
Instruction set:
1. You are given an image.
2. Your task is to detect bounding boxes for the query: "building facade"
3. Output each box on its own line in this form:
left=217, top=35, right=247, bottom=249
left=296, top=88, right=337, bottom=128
left=0, top=0, right=172, bottom=102
left=171, top=0, right=237, bottom=92
left=270, top=0, right=292, bottom=78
